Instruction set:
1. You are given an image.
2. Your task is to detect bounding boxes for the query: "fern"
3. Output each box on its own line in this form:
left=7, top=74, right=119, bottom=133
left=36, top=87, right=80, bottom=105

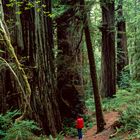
left=0, top=110, right=20, bottom=138
left=119, top=102, right=140, bottom=132
left=0, top=110, right=40, bottom=140
left=3, top=120, right=40, bottom=140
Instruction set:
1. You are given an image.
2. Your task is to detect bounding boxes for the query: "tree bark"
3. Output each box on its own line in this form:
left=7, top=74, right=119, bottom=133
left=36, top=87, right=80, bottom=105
left=56, top=0, right=85, bottom=119
left=100, top=0, right=116, bottom=97
left=117, top=0, right=128, bottom=85
left=30, top=0, right=62, bottom=135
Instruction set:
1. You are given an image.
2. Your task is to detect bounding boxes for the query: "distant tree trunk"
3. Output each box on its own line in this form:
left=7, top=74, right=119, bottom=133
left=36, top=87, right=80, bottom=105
left=56, top=0, right=85, bottom=119
left=80, top=0, right=105, bottom=133
left=100, top=0, right=116, bottom=97
left=117, top=0, right=128, bottom=85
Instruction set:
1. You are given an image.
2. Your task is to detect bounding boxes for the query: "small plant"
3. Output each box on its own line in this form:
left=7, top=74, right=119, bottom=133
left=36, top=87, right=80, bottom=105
left=63, top=126, right=77, bottom=137
left=118, top=68, right=130, bottom=89
left=83, top=114, right=94, bottom=128
left=85, top=97, right=95, bottom=112
left=48, top=132, right=64, bottom=140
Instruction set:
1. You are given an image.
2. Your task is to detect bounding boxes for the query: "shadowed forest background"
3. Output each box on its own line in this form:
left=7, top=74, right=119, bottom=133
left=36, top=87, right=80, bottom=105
left=0, top=0, right=140, bottom=139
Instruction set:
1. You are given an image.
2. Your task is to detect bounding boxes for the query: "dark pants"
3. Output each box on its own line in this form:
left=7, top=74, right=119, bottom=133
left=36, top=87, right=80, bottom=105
left=77, top=128, right=82, bottom=139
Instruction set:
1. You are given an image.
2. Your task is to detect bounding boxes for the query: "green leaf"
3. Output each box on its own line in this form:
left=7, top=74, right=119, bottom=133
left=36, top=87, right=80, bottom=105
left=42, top=4, right=46, bottom=8
left=6, top=3, right=14, bottom=7
left=16, top=11, right=22, bottom=15
left=37, top=8, right=41, bottom=12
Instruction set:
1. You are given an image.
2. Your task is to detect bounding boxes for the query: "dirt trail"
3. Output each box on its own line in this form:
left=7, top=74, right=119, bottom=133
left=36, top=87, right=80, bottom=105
left=65, top=111, right=119, bottom=140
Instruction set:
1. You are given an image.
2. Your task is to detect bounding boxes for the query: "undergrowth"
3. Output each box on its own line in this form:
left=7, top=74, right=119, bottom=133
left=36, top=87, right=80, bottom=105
left=0, top=110, right=64, bottom=140
left=110, top=81, right=140, bottom=140
left=0, top=110, right=41, bottom=140
left=1, top=81, right=140, bottom=139
left=85, top=81, right=140, bottom=140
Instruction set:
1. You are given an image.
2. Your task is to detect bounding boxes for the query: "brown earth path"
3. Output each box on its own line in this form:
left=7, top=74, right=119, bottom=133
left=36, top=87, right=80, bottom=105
left=65, top=111, right=119, bottom=140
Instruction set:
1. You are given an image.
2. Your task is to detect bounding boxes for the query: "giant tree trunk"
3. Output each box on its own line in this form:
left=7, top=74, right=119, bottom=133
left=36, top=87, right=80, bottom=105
left=30, top=0, right=62, bottom=135
left=56, top=0, right=85, bottom=119
left=100, top=0, right=116, bottom=97
left=18, top=0, right=62, bottom=135
left=117, top=0, right=128, bottom=85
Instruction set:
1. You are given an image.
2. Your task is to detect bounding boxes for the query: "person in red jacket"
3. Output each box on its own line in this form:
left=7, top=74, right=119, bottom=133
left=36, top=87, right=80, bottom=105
left=76, top=115, right=84, bottom=140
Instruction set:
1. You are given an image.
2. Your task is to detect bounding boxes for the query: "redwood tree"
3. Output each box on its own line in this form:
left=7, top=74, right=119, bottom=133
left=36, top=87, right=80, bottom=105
left=56, top=0, right=85, bottom=119
left=100, top=0, right=116, bottom=97
left=117, top=0, right=128, bottom=85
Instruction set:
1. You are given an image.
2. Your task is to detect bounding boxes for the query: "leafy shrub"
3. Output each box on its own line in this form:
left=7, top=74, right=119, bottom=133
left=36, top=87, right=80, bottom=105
left=119, top=103, right=140, bottom=131
left=118, top=101, right=140, bottom=139
left=0, top=110, right=40, bottom=140
left=83, top=114, right=94, bottom=128
left=64, top=127, right=77, bottom=137
left=85, top=97, right=95, bottom=112
left=101, top=90, right=129, bottom=111
left=62, top=117, right=77, bottom=137
left=3, top=120, right=40, bottom=140
left=0, top=110, right=20, bottom=138
left=130, top=81, right=140, bottom=93
left=101, top=89, right=140, bottom=112
left=118, top=68, right=130, bottom=89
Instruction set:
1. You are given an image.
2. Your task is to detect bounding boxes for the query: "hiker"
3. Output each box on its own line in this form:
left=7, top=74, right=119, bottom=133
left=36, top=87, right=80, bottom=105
left=76, top=115, right=84, bottom=140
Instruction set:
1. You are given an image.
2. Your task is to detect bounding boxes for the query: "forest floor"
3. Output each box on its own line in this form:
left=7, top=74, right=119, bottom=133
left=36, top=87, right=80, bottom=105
left=65, top=111, right=119, bottom=140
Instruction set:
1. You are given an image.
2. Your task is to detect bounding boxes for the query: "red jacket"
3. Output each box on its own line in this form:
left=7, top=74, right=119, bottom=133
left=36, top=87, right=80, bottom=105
left=76, top=117, right=84, bottom=129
